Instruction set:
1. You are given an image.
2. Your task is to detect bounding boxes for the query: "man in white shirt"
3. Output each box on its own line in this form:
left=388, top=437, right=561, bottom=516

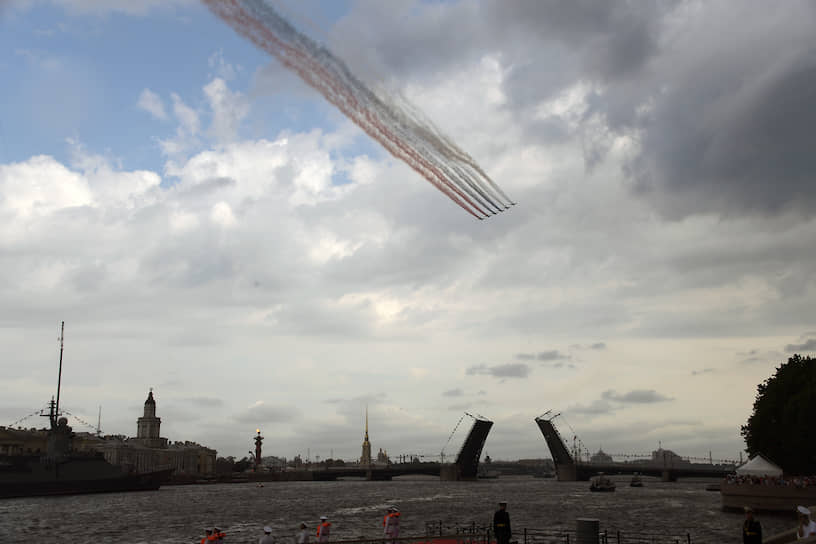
left=796, top=506, right=816, bottom=540
left=296, top=522, right=309, bottom=544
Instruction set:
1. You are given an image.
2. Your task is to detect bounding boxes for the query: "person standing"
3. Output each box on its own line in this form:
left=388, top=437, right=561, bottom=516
left=296, top=522, right=309, bottom=544
left=742, top=507, right=761, bottom=544
left=493, top=501, right=511, bottom=544
left=797, top=506, right=816, bottom=540
left=260, top=526, right=275, bottom=544
left=317, top=516, right=331, bottom=543
left=384, top=506, right=400, bottom=544
left=201, top=529, right=213, bottom=544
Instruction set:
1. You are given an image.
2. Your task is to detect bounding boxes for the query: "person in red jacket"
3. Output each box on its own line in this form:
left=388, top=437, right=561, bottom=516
left=317, top=516, right=331, bottom=543
left=384, top=506, right=400, bottom=544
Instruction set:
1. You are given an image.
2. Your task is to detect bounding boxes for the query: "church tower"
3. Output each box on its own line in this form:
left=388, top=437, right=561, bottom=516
left=360, top=406, right=372, bottom=466
left=134, top=390, right=167, bottom=448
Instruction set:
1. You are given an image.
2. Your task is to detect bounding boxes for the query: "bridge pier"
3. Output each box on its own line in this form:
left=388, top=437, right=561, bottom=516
left=440, top=464, right=473, bottom=481
left=556, top=464, right=577, bottom=482
left=661, top=470, right=677, bottom=482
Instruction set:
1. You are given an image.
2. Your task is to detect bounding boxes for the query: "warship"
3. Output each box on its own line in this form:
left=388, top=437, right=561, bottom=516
left=0, top=322, right=172, bottom=499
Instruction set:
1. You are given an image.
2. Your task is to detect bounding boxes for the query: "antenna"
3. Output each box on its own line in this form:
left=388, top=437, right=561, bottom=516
left=55, top=321, right=65, bottom=424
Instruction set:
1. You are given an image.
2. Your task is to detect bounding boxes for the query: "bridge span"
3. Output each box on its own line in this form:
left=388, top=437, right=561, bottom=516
left=253, top=414, right=493, bottom=482
left=534, top=413, right=735, bottom=482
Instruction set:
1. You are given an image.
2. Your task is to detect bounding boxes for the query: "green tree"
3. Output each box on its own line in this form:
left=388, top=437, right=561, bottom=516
left=740, top=354, right=816, bottom=474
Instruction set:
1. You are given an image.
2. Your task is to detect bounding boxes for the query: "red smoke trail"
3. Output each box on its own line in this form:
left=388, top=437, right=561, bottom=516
left=202, top=0, right=505, bottom=219
left=210, top=1, right=487, bottom=218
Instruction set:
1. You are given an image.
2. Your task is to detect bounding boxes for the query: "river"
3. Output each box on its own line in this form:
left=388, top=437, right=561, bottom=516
left=0, top=476, right=797, bottom=543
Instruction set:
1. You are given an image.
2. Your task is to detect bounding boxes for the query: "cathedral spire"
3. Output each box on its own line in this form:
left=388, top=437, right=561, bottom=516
left=360, top=404, right=372, bottom=465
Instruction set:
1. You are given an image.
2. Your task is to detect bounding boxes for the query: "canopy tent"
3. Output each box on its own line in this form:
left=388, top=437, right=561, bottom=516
left=735, top=454, right=783, bottom=476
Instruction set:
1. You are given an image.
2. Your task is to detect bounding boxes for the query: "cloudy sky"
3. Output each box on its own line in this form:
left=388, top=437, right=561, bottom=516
left=1, top=0, right=815, bottom=463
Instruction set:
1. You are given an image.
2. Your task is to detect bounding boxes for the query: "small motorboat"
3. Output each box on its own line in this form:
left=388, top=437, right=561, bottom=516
left=590, top=473, right=616, bottom=492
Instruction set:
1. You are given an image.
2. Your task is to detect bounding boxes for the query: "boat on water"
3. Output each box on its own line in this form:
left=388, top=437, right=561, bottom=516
left=590, top=473, right=616, bottom=492
left=0, top=322, right=173, bottom=499
left=630, top=474, right=644, bottom=487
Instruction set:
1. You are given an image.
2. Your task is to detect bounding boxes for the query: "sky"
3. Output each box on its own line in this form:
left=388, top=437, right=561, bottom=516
left=1, top=0, right=815, bottom=464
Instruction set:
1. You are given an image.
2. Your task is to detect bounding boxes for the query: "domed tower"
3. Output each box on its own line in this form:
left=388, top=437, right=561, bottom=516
left=135, top=390, right=167, bottom=448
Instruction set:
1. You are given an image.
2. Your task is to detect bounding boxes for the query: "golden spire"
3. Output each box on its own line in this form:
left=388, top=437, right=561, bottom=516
left=364, top=404, right=369, bottom=441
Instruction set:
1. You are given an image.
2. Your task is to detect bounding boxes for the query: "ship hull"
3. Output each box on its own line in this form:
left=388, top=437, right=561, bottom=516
left=0, top=454, right=173, bottom=499
left=0, top=468, right=173, bottom=499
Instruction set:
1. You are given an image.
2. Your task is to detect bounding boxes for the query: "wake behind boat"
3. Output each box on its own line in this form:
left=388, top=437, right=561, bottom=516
left=0, top=322, right=173, bottom=499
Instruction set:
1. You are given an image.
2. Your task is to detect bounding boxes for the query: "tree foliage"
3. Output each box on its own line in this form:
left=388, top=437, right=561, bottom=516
left=740, top=354, right=816, bottom=474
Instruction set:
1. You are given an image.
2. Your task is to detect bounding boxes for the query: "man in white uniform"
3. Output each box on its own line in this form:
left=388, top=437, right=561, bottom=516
left=296, top=522, right=309, bottom=544
left=797, top=506, right=816, bottom=540
left=260, top=526, right=275, bottom=544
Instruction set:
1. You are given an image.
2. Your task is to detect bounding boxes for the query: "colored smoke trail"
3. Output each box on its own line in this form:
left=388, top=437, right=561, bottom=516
left=202, top=0, right=514, bottom=219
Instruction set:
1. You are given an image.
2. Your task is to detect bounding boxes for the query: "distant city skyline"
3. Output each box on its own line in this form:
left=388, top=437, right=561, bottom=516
left=1, top=0, right=815, bottom=461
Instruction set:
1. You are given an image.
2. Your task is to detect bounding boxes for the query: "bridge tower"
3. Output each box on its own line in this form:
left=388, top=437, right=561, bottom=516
left=535, top=412, right=579, bottom=481
left=440, top=414, right=493, bottom=481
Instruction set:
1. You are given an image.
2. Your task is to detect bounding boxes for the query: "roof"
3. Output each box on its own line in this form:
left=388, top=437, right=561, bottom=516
left=735, top=454, right=783, bottom=476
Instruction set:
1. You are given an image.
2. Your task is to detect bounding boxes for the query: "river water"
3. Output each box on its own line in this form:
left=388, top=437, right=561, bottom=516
left=0, top=476, right=797, bottom=543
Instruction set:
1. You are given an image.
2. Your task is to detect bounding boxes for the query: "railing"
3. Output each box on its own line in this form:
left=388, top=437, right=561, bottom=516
left=419, top=523, right=694, bottom=544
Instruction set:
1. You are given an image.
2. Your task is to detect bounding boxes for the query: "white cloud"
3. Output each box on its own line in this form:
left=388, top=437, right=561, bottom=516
left=0, top=155, right=92, bottom=219
left=210, top=201, right=236, bottom=228
left=170, top=92, right=199, bottom=136
left=203, top=77, right=249, bottom=144
left=137, top=88, right=167, bottom=121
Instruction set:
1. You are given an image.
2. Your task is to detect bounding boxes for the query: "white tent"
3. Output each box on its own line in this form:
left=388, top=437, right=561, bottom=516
left=736, top=454, right=783, bottom=476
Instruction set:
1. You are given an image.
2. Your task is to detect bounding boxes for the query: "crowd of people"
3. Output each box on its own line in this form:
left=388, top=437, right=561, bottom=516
left=727, top=474, right=816, bottom=487
left=199, top=527, right=226, bottom=543
left=201, top=501, right=510, bottom=544
left=227, top=504, right=404, bottom=544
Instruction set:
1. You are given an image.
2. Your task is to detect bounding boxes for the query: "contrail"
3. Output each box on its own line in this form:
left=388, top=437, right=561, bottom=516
left=202, top=0, right=514, bottom=219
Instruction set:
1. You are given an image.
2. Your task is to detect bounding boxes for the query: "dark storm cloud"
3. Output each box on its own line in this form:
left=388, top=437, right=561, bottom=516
left=335, top=0, right=816, bottom=218
left=537, top=350, right=569, bottom=361
left=633, top=54, right=816, bottom=218
left=442, top=388, right=464, bottom=397
left=515, top=350, right=570, bottom=361
left=570, top=388, right=673, bottom=417
left=784, top=338, right=816, bottom=352
left=602, top=389, right=673, bottom=403
left=466, top=363, right=530, bottom=378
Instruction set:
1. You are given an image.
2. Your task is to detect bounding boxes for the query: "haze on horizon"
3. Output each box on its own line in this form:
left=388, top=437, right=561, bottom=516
left=1, top=0, right=815, bottom=462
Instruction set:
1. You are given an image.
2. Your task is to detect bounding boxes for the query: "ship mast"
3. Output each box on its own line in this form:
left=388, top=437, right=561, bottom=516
left=54, top=321, right=65, bottom=427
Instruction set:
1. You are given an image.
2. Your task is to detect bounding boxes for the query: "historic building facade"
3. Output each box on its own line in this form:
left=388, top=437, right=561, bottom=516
left=94, top=391, right=216, bottom=476
left=1, top=392, right=215, bottom=478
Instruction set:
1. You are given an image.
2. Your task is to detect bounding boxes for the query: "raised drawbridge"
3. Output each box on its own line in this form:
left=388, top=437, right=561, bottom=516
left=440, top=413, right=493, bottom=481
left=534, top=410, right=736, bottom=482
